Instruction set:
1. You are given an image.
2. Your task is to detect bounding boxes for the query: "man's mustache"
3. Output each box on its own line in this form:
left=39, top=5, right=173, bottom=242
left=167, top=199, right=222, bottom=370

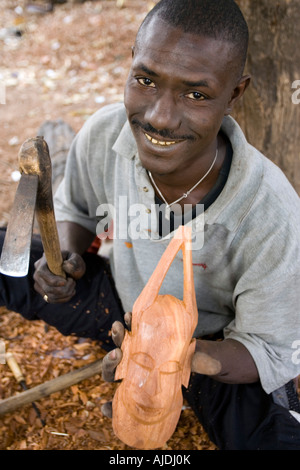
left=131, top=118, right=195, bottom=141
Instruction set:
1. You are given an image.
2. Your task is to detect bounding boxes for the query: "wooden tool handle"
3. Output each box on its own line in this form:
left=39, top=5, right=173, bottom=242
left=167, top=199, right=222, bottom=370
left=18, top=137, right=65, bottom=278
left=0, top=359, right=103, bottom=416
left=35, top=207, right=65, bottom=278
left=6, top=352, right=25, bottom=383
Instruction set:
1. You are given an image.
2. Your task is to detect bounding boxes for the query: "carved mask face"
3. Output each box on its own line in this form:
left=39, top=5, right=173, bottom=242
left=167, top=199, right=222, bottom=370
left=112, top=226, right=198, bottom=449
left=116, top=298, right=191, bottom=424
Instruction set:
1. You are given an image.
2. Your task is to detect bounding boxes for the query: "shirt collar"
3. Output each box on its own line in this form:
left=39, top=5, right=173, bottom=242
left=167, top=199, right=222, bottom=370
left=204, top=115, right=264, bottom=231
left=112, top=113, right=264, bottom=233
left=112, top=119, right=138, bottom=160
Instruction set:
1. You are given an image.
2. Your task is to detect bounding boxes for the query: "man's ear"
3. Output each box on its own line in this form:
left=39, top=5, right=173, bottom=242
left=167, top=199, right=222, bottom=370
left=225, top=74, right=251, bottom=115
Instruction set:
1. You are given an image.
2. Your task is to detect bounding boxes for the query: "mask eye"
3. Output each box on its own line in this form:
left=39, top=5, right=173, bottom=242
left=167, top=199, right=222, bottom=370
left=160, top=361, right=182, bottom=375
left=131, top=352, right=154, bottom=370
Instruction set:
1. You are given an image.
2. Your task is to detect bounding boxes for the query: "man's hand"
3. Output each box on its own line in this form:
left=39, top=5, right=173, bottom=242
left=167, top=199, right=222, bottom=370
left=101, top=317, right=259, bottom=420
left=33, top=250, right=86, bottom=303
left=102, top=313, right=132, bottom=381
left=101, top=318, right=222, bottom=381
left=101, top=313, right=132, bottom=418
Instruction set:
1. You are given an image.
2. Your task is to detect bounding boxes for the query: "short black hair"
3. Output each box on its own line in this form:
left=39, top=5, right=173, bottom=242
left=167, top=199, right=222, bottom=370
left=137, top=0, right=249, bottom=76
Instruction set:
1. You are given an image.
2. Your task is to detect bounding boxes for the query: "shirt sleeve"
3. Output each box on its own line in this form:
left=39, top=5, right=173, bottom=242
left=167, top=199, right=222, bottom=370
left=53, top=104, right=125, bottom=234
left=54, top=128, right=102, bottom=235
left=224, top=207, right=300, bottom=394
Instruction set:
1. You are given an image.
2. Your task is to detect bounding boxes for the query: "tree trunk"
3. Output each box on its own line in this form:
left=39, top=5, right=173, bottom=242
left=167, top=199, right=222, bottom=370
left=234, top=0, right=300, bottom=194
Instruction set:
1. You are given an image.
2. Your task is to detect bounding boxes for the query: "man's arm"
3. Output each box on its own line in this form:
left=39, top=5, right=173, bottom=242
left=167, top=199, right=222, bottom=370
left=100, top=321, right=260, bottom=419
left=57, top=221, right=96, bottom=254
left=33, top=221, right=96, bottom=303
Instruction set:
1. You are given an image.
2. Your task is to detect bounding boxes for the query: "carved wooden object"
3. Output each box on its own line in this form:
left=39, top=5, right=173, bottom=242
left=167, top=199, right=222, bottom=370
left=112, top=225, right=198, bottom=449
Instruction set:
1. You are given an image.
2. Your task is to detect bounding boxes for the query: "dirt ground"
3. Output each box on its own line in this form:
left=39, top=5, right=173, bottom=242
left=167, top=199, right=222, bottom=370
left=0, top=0, right=217, bottom=450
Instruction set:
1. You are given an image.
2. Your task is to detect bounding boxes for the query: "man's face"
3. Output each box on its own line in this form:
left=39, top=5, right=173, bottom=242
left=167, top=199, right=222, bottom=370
left=124, top=17, right=245, bottom=176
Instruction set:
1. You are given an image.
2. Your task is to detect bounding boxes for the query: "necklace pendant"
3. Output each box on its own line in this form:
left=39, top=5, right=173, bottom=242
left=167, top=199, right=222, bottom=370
left=148, top=146, right=218, bottom=224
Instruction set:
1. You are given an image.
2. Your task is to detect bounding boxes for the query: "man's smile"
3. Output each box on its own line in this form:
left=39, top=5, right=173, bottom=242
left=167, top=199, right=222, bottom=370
left=131, top=118, right=195, bottom=143
left=144, top=132, right=179, bottom=147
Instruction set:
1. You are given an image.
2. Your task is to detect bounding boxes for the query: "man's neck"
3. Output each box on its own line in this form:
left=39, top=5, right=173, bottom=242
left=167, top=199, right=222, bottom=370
left=149, top=133, right=227, bottom=209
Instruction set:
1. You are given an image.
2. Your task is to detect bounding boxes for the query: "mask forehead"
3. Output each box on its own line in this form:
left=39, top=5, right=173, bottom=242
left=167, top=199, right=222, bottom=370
left=131, top=298, right=188, bottom=366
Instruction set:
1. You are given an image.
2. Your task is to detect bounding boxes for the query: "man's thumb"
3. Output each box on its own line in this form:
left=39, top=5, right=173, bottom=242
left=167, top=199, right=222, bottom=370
left=62, top=252, right=86, bottom=279
left=191, top=351, right=221, bottom=376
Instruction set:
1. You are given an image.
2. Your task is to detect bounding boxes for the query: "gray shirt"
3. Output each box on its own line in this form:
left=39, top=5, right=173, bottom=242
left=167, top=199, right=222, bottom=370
left=54, top=103, right=300, bottom=394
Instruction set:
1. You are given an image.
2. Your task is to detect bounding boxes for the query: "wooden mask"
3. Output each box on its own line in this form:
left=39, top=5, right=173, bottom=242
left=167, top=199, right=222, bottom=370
left=112, top=225, right=198, bottom=449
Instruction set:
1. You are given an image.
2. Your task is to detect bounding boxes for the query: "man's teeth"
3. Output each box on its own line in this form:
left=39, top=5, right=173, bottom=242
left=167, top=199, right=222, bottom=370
left=145, top=133, right=177, bottom=146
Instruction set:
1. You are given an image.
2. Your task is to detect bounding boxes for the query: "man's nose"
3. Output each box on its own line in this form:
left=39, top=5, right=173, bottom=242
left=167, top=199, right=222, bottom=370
left=144, top=91, right=181, bottom=132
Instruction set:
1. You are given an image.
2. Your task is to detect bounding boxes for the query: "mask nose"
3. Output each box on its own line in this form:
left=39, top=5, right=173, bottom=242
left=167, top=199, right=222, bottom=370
left=142, top=368, right=162, bottom=397
left=144, top=91, right=181, bottom=133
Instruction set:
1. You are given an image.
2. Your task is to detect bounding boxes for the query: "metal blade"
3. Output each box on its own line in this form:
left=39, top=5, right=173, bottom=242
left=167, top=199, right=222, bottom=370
left=0, top=174, right=38, bottom=277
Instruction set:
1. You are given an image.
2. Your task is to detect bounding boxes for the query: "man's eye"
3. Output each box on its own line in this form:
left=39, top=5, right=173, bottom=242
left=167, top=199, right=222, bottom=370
left=137, top=77, right=155, bottom=87
left=186, top=91, right=205, bottom=101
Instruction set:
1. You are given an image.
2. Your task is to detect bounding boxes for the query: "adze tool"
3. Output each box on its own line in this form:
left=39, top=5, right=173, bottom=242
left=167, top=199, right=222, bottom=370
left=0, top=136, right=65, bottom=278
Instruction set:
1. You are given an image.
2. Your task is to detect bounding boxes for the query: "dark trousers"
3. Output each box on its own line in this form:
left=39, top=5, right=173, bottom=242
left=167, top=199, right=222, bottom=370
left=0, top=228, right=299, bottom=450
left=184, top=374, right=300, bottom=450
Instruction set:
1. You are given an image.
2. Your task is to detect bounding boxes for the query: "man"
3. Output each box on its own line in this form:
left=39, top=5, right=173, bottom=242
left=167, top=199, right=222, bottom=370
left=1, top=0, right=300, bottom=449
